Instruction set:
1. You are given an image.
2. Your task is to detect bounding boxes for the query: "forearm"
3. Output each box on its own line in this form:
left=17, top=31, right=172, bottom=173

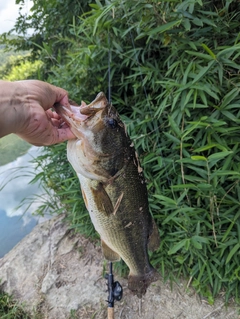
left=0, top=81, right=26, bottom=137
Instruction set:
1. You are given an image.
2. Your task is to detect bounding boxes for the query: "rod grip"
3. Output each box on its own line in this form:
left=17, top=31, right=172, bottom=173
left=108, top=307, right=114, bottom=319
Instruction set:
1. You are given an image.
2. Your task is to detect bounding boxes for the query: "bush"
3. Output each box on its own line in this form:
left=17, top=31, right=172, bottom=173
left=0, top=54, right=43, bottom=81
left=15, top=0, right=240, bottom=303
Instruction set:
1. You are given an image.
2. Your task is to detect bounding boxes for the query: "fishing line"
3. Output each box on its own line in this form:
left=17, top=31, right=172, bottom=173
left=108, top=31, right=112, bottom=104
left=120, top=2, right=172, bottom=187
left=106, top=27, right=123, bottom=319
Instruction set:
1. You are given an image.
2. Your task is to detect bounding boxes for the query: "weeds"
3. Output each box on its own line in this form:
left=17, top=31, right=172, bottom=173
left=0, top=290, right=32, bottom=319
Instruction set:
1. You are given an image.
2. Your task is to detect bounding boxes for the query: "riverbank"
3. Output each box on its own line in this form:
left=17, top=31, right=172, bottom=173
left=0, top=215, right=239, bottom=319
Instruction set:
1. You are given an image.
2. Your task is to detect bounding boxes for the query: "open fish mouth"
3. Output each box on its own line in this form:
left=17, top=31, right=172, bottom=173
left=54, top=92, right=108, bottom=125
left=54, top=104, right=88, bottom=125
left=80, top=92, right=108, bottom=115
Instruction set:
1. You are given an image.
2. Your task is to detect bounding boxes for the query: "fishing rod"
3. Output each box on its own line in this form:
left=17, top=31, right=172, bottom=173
left=105, top=15, right=123, bottom=319
left=105, top=262, right=123, bottom=319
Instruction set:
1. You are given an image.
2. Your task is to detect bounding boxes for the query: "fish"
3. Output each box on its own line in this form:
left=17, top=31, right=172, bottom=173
left=54, top=92, right=160, bottom=297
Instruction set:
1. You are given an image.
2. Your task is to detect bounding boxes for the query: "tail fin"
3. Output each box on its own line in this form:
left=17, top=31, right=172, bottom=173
left=128, top=267, right=159, bottom=298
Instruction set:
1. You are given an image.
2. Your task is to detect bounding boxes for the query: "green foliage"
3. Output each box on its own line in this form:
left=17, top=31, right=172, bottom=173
left=0, top=0, right=94, bottom=76
left=6, top=0, right=240, bottom=303
left=0, top=37, right=27, bottom=65
left=0, top=54, right=43, bottom=81
left=0, top=289, right=32, bottom=319
left=0, top=135, right=30, bottom=166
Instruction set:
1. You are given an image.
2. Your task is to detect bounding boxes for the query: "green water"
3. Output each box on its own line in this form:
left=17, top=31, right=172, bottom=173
left=0, top=134, right=31, bottom=166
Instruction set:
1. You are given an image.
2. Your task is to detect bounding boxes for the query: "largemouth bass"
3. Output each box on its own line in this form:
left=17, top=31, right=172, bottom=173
left=55, top=93, right=160, bottom=297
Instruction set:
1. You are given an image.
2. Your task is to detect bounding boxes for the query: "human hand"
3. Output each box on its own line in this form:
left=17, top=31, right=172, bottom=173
left=0, top=80, right=76, bottom=146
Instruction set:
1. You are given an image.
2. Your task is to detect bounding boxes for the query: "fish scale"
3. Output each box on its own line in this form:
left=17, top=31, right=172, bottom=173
left=77, top=166, right=150, bottom=275
left=55, top=92, right=160, bottom=297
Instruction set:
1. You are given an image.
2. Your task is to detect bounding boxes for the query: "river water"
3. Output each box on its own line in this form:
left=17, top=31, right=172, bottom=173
left=0, top=147, right=51, bottom=258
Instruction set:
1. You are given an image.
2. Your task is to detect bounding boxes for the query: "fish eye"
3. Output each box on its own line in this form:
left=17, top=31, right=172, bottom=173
left=107, top=118, right=118, bottom=129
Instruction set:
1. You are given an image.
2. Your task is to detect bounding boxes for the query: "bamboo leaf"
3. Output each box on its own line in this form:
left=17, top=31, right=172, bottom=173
left=192, top=60, right=215, bottom=84
left=168, top=239, right=189, bottom=255
left=220, top=88, right=239, bottom=109
left=163, top=132, right=181, bottom=144
left=191, top=156, right=207, bottom=161
left=226, top=243, right=240, bottom=264
left=208, top=151, right=233, bottom=162
left=153, top=194, right=177, bottom=205
left=168, top=115, right=182, bottom=137
left=217, top=44, right=240, bottom=58
left=221, top=110, right=239, bottom=122
left=191, top=238, right=202, bottom=249
left=201, top=43, right=216, bottom=59
left=147, top=20, right=181, bottom=36
left=185, top=50, right=214, bottom=60
left=171, top=183, right=197, bottom=190
left=193, top=143, right=228, bottom=153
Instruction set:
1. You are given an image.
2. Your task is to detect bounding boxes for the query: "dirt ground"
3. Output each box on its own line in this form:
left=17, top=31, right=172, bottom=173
left=1, top=216, right=239, bottom=319
left=70, top=238, right=240, bottom=319
left=74, top=276, right=240, bottom=319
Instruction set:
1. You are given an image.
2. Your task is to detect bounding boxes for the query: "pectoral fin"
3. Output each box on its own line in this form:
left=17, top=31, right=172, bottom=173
left=101, top=239, right=121, bottom=261
left=90, top=183, right=114, bottom=216
left=148, top=219, right=160, bottom=252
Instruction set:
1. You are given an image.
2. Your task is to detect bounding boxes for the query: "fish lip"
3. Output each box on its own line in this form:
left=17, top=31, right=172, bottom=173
left=54, top=92, right=108, bottom=123
left=80, top=92, right=108, bottom=116
left=54, top=103, right=89, bottom=125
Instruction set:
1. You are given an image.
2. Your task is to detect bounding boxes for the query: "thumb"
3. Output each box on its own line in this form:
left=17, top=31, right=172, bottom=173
left=54, top=86, right=70, bottom=106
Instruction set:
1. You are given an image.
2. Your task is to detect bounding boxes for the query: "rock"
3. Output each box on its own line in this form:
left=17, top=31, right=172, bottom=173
left=0, top=215, right=106, bottom=319
left=0, top=215, right=238, bottom=319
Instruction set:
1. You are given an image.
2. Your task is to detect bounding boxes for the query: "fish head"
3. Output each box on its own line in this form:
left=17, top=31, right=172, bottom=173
left=55, top=92, right=131, bottom=180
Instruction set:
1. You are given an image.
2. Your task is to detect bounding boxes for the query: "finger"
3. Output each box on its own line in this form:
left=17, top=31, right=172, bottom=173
left=51, top=118, right=62, bottom=127
left=46, top=109, right=61, bottom=119
left=34, top=81, right=69, bottom=110
left=58, top=122, right=70, bottom=129
left=51, top=85, right=69, bottom=107
left=18, top=80, right=69, bottom=111
left=44, top=122, right=76, bottom=145
left=47, top=110, right=66, bottom=127
left=25, top=126, right=76, bottom=146
left=54, top=127, right=76, bottom=144
left=58, top=94, right=69, bottom=106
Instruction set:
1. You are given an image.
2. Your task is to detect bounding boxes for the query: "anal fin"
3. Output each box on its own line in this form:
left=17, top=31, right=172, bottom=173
left=101, top=239, right=121, bottom=262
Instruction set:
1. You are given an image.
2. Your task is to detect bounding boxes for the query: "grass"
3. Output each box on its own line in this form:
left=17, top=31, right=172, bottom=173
left=0, top=134, right=31, bottom=166
left=0, top=290, right=33, bottom=319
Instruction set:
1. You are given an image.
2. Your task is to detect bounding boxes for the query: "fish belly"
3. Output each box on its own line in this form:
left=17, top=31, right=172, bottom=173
left=77, top=172, right=159, bottom=297
left=77, top=173, right=151, bottom=272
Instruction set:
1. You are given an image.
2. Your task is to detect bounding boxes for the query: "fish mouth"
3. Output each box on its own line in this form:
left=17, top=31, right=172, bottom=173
left=80, top=92, right=108, bottom=116
left=54, top=92, right=108, bottom=127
